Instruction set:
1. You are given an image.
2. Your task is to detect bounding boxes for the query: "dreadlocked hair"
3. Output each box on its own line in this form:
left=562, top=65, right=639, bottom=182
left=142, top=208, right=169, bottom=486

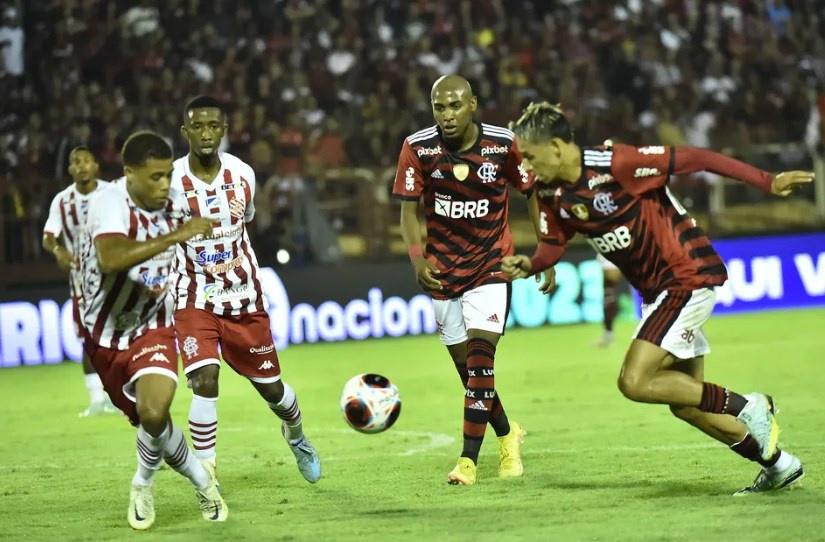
left=509, top=102, right=573, bottom=143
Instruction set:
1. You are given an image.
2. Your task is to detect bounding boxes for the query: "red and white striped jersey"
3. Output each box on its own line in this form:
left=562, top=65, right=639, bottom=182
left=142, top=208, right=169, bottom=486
left=169, top=152, right=266, bottom=315
left=78, top=179, right=176, bottom=350
left=43, top=180, right=108, bottom=298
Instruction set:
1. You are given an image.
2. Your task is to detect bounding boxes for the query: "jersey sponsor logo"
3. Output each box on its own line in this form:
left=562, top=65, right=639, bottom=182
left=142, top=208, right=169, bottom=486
left=150, top=352, right=170, bottom=363
left=638, top=146, right=666, bottom=155
left=593, top=192, right=618, bottom=215
left=229, top=197, right=245, bottom=219
left=480, top=144, right=508, bottom=156
left=197, top=225, right=242, bottom=241
left=477, top=162, right=498, bottom=183
left=452, top=163, right=469, bottom=181
left=416, top=145, right=442, bottom=157
left=539, top=211, right=549, bottom=234
left=195, top=249, right=233, bottom=266
left=131, top=343, right=168, bottom=362
left=588, top=174, right=613, bottom=189
left=571, top=204, right=589, bottom=221
left=205, top=255, right=243, bottom=274
left=205, top=195, right=220, bottom=208
left=431, top=169, right=444, bottom=179
left=203, top=282, right=249, bottom=302
left=139, top=271, right=169, bottom=288
left=434, top=193, right=490, bottom=219
left=405, top=167, right=415, bottom=191
left=634, top=167, right=661, bottom=178
left=588, top=225, right=632, bottom=253
left=221, top=182, right=243, bottom=191
left=518, top=162, right=529, bottom=184
left=249, top=344, right=275, bottom=355
left=182, top=336, right=199, bottom=359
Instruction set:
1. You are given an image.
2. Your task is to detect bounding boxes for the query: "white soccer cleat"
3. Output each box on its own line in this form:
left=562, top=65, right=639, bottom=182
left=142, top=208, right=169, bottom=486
left=736, top=393, right=779, bottom=461
left=103, top=396, right=119, bottom=414
left=196, top=467, right=228, bottom=522
left=282, top=422, right=321, bottom=483
left=733, top=454, right=805, bottom=496
left=79, top=401, right=107, bottom=417
left=127, top=483, right=155, bottom=530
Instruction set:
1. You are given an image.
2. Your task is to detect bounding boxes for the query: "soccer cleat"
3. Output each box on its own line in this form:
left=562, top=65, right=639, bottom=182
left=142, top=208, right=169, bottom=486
left=202, top=458, right=220, bottom=492
left=79, top=400, right=107, bottom=417
left=594, top=330, right=614, bottom=348
left=498, top=421, right=526, bottom=478
left=103, top=396, right=119, bottom=414
left=127, top=483, right=155, bottom=530
left=736, top=393, right=779, bottom=461
left=282, top=422, right=321, bottom=483
left=733, top=455, right=805, bottom=496
left=447, top=457, right=477, bottom=485
left=196, top=467, right=228, bottom=522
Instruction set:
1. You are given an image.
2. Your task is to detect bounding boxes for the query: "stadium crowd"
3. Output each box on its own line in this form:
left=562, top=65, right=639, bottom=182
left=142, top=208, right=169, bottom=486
left=1, top=0, right=823, bottom=264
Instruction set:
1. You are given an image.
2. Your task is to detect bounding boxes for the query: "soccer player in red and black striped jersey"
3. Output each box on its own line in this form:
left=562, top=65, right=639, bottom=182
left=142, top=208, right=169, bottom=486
left=504, top=102, right=814, bottom=495
left=393, top=75, right=552, bottom=485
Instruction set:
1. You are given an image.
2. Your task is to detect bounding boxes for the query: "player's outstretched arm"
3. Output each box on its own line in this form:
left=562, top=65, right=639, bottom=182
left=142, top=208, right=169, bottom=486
left=400, top=200, right=441, bottom=291
left=770, top=171, right=815, bottom=197
left=525, top=191, right=556, bottom=292
left=42, top=232, right=74, bottom=271
left=95, top=217, right=215, bottom=273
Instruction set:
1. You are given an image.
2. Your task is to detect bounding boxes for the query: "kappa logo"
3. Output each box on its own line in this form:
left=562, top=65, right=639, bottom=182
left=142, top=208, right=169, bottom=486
left=477, top=162, right=498, bottom=183
left=431, top=169, right=444, bottom=179
left=634, top=167, right=661, bottom=178
left=480, top=144, right=508, bottom=156
left=150, top=352, right=170, bottom=363
left=258, top=360, right=275, bottom=370
left=416, top=145, right=442, bottom=157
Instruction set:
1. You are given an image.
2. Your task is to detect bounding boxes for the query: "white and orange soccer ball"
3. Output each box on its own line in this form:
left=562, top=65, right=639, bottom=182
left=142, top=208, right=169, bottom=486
left=339, top=373, right=401, bottom=434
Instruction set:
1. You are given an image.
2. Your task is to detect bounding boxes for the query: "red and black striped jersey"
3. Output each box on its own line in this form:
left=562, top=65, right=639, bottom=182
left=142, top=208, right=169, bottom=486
left=533, top=144, right=773, bottom=303
left=393, top=123, right=535, bottom=299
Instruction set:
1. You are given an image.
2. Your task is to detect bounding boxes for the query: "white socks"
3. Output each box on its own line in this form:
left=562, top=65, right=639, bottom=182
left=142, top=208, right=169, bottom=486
left=189, top=394, right=218, bottom=461
left=164, top=423, right=209, bottom=490
left=133, top=424, right=170, bottom=487
left=84, top=373, right=106, bottom=404
left=267, top=382, right=303, bottom=442
left=768, top=451, right=793, bottom=473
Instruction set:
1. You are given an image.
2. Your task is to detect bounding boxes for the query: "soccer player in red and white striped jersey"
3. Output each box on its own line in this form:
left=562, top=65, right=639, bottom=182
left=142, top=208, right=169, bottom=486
left=170, top=96, right=320, bottom=485
left=42, top=146, right=114, bottom=416
left=393, top=75, right=553, bottom=485
left=504, top=102, right=813, bottom=495
left=78, top=131, right=226, bottom=529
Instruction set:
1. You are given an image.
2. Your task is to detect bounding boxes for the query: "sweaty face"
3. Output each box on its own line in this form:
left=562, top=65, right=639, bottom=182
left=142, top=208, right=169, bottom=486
left=127, top=158, right=174, bottom=211
left=519, top=139, right=561, bottom=183
left=431, top=88, right=476, bottom=140
left=182, top=107, right=226, bottom=157
left=68, top=150, right=98, bottom=182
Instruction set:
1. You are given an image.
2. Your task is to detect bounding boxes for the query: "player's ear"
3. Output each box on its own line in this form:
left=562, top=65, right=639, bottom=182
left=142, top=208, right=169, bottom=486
left=123, top=165, right=133, bottom=181
left=180, top=124, right=187, bottom=139
left=469, top=95, right=478, bottom=113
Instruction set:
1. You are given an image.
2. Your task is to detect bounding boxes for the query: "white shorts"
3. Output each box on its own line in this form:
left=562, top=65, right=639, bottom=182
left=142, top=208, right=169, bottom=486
left=633, top=288, right=715, bottom=359
left=432, top=283, right=510, bottom=346
left=596, top=253, right=619, bottom=271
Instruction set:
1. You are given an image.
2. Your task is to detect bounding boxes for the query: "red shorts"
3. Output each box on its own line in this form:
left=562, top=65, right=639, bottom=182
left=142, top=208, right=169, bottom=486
left=83, top=327, right=179, bottom=425
left=174, top=308, right=282, bottom=383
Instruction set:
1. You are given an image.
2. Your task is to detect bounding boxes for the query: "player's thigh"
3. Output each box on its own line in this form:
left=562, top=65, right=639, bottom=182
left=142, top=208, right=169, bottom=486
left=124, top=327, right=179, bottom=407
left=87, top=343, right=138, bottom=424
left=220, top=311, right=282, bottom=384
left=432, top=297, right=467, bottom=346
left=174, top=307, right=222, bottom=376
left=461, top=282, right=508, bottom=340
left=620, top=338, right=673, bottom=384
left=633, top=288, right=714, bottom=361
left=446, top=341, right=468, bottom=366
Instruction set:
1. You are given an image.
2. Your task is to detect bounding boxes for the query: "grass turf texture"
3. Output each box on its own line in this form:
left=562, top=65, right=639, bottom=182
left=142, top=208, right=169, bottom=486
left=2, top=308, right=824, bottom=541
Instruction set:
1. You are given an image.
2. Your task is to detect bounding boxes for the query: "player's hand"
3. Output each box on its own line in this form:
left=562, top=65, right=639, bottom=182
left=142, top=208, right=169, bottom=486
left=501, top=255, right=531, bottom=279
left=175, top=217, right=217, bottom=242
left=537, top=266, right=556, bottom=294
left=771, top=171, right=814, bottom=197
left=412, top=256, right=442, bottom=291
left=53, top=246, right=75, bottom=271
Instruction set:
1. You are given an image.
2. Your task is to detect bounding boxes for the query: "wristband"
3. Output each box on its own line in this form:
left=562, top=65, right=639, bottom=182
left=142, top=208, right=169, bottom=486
left=408, top=244, right=423, bottom=260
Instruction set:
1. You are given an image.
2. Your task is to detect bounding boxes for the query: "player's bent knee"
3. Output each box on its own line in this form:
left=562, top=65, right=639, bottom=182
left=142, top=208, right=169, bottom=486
left=189, top=366, right=220, bottom=395
left=137, top=403, right=168, bottom=432
left=617, top=372, right=648, bottom=402
left=254, top=379, right=285, bottom=403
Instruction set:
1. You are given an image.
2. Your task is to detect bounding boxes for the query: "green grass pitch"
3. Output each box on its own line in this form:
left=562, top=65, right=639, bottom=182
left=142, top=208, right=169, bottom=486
left=2, top=308, right=824, bottom=541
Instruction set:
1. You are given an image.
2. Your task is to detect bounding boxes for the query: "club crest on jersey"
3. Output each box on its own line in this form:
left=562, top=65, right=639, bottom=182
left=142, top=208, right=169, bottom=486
left=452, top=163, right=469, bottom=181
left=182, top=336, right=199, bottom=359
left=593, top=192, right=618, bottom=215
left=571, top=204, right=589, bottom=221
left=477, top=162, right=498, bottom=184
left=229, top=197, right=245, bottom=219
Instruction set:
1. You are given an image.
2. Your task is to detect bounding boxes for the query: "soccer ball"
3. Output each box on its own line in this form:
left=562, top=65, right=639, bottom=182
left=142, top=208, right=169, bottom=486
left=339, top=373, right=401, bottom=434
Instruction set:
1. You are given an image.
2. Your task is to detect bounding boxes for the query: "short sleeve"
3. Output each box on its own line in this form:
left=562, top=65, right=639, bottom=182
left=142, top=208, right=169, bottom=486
left=88, top=188, right=130, bottom=239
left=611, top=143, right=674, bottom=196
left=43, top=195, right=63, bottom=236
left=503, top=137, right=535, bottom=194
left=537, top=198, right=574, bottom=247
left=392, top=139, right=425, bottom=200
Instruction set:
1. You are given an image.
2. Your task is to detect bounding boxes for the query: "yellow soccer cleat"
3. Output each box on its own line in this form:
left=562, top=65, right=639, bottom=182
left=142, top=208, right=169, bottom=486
left=127, top=483, right=155, bottom=530
left=196, top=464, right=228, bottom=522
left=447, top=457, right=477, bottom=485
left=498, top=421, right=526, bottom=478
